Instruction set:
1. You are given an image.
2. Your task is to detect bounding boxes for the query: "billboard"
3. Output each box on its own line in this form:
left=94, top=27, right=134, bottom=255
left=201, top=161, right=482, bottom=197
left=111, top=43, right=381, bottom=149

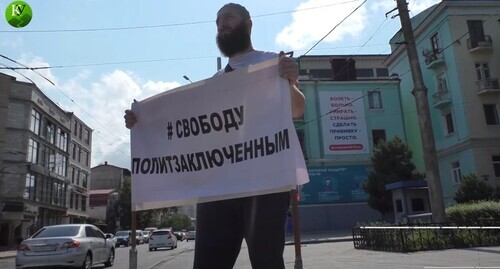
left=318, top=91, right=369, bottom=155
left=299, top=166, right=370, bottom=204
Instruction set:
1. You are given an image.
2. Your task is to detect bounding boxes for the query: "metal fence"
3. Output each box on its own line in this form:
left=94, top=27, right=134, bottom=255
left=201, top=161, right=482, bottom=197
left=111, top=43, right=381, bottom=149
left=352, top=221, right=500, bottom=252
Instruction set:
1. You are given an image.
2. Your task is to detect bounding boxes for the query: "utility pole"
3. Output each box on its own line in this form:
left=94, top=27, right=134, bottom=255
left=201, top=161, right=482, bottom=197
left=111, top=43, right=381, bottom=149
left=395, top=0, right=446, bottom=222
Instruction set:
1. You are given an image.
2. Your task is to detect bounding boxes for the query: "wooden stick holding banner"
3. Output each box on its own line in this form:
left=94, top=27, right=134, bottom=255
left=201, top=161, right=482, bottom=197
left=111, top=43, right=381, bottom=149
left=129, top=211, right=137, bottom=269
left=291, top=188, right=303, bottom=269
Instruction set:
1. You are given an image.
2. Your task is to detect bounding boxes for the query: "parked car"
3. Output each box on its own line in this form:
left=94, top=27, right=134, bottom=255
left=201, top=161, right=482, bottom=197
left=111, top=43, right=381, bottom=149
left=105, top=233, right=117, bottom=246
left=148, top=229, right=177, bottom=251
left=142, top=231, right=151, bottom=243
left=15, top=224, right=115, bottom=269
left=114, top=230, right=131, bottom=247
left=186, top=231, right=196, bottom=242
left=173, top=231, right=186, bottom=241
left=135, top=230, right=144, bottom=244
left=144, top=227, right=157, bottom=234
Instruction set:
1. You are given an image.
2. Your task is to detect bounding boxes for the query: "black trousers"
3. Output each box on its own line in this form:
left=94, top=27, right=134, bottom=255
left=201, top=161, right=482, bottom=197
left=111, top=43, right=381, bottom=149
left=193, top=191, right=290, bottom=269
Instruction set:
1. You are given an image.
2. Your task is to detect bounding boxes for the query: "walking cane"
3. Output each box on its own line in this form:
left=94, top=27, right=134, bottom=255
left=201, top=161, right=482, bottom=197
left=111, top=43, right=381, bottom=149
left=290, top=188, right=303, bottom=269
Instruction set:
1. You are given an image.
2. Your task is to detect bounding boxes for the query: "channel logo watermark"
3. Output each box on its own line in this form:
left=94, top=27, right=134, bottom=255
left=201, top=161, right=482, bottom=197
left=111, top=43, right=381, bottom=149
left=5, top=1, right=32, bottom=28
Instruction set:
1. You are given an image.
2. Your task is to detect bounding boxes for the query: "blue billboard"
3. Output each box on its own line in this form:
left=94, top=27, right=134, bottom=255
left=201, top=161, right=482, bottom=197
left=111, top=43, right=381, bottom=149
left=299, top=165, right=371, bottom=204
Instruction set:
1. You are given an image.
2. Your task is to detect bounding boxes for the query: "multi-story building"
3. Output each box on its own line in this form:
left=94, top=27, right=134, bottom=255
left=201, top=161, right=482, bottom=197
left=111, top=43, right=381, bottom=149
left=0, top=73, right=71, bottom=246
left=296, top=55, right=407, bottom=231
left=89, top=162, right=130, bottom=232
left=385, top=0, right=500, bottom=206
left=66, top=114, right=92, bottom=223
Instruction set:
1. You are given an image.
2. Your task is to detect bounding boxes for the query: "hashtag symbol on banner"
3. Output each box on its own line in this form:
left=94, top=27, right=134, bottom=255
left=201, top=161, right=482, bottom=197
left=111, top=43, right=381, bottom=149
left=167, top=122, right=173, bottom=140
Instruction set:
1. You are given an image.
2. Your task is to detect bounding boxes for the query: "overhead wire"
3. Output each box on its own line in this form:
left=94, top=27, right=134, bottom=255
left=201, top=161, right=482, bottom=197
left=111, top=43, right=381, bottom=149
left=294, top=2, right=500, bottom=130
left=0, top=0, right=362, bottom=34
left=0, top=53, right=132, bottom=158
left=303, top=0, right=368, bottom=56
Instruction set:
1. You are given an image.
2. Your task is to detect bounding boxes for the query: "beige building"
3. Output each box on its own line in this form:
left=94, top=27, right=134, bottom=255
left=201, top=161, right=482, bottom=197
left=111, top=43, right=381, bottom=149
left=66, top=114, right=92, bottom=223
left=0, top=73, right=71, bottom=246
left=0, top=72, right=93, bottom=247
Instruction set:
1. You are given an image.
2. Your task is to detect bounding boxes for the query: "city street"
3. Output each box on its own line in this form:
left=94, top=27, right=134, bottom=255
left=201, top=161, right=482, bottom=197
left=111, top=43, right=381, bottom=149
left=2, top=240, right=500, bottom=269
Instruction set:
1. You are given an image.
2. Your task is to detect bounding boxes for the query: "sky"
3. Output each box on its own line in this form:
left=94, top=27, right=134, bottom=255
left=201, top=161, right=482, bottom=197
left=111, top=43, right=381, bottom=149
left=0, top=0, right=441, bottom=169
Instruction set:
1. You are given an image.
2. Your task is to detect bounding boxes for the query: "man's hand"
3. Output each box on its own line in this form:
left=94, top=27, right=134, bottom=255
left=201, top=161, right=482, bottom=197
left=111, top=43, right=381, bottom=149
left=278, top=51, right=299, bottom=83
left=124, top=109, right=137, bottom=129
left=278, top=51, right=305, bottom=119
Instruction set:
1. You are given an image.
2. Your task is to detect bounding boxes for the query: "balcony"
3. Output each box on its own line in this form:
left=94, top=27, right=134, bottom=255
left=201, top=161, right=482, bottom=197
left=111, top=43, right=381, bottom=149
left=422, top=49, right=445, bottom=69
left=467, top=35, right=493, bottom=53
left=476, top=78, right=500, bottom=95
left=432, top=90, right=451, bottom=109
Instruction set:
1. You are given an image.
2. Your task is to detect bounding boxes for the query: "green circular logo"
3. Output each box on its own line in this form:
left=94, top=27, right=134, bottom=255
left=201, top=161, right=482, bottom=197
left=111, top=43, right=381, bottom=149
left=5, top=1, right=32, bottom=28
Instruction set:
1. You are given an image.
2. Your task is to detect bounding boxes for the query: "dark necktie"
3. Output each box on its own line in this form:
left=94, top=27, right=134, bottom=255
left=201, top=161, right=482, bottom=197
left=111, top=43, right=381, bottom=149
left=225, top=64, right=234, bottom=73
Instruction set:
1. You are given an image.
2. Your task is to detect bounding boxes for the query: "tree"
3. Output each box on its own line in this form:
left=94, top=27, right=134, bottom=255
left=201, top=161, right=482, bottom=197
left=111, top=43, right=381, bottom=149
left=118, top=176, right=132, bottom=229
left=454, top=174, right=495, bottom=204
left=364, top=136, right=423, bottom=217
left=159, top=213, right=192, bottom=231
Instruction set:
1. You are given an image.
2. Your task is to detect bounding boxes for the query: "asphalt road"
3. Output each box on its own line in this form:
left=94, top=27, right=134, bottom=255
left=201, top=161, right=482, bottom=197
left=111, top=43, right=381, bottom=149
left=3, top=240, right=500, bottom=269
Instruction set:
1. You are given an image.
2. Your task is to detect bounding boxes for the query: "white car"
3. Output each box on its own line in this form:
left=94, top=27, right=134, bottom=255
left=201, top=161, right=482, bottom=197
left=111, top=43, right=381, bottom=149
left=16, top=224, right=115, bottom=269
left=148, top=229, right=177, bottom=251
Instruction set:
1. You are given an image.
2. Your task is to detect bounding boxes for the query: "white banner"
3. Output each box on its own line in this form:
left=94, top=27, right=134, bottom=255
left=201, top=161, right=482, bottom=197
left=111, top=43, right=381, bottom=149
left=319, top=91, right=369, bottom=155
left=130, top=59, right=309, bottom=211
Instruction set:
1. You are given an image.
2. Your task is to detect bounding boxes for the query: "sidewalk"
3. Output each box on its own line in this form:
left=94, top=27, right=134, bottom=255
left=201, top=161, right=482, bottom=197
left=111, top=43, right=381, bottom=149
left=0, top=230, right=353, bottom=260
left=285, top=229, right=352, bottom=245
left=0, top=246, right=17, bottom=260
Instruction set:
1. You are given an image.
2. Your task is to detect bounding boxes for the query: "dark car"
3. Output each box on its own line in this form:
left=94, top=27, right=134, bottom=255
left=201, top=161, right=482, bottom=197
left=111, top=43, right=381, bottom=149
left=114, top=230, right=131, bottom=247
left=173, top=231, right=185, bottom=241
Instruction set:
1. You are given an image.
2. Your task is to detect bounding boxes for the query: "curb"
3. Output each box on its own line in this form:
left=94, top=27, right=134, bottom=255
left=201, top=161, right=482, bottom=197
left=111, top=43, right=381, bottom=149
left=285, top=237, right=353, bottom=246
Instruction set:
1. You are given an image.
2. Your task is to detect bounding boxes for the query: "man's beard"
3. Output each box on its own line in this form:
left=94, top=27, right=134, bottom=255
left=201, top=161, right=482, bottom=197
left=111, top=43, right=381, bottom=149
left=216, top=21, right=251, bottom=57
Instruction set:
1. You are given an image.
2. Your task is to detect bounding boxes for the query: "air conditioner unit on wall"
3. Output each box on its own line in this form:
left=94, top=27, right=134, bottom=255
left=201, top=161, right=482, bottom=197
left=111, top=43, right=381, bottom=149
left=477, top=41, right=491, bottom=47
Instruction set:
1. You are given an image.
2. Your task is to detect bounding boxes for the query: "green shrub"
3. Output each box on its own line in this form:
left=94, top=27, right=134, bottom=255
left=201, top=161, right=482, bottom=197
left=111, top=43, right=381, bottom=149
left=454, top=174, right=495, bottom=204
left=446, top=200, right=500, bottom=225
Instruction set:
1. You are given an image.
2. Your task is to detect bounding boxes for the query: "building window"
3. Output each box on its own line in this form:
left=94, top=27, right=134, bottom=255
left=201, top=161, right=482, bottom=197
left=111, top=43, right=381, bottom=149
left=82, top=150, right=89, bottom=167
left=84, top=129, right=90, bottom=144
left=55, top=153, right=67, bottom=177
left=71, top=167, right=76, bottom=184
left=75, top=194, right=79, bottom=210
left=44, top=121, right=56, bottom=144
left=443, top=113, right=455, bottom=135
left=436, top=73, right=448, bottom=92
left=368, top=91, right=383, bottom=109
left=376, top=68, right=389, bottom=77
left=72, top=143, right=77, bottom=160
left=57, top=128, right=68, bottom=152
left=411, top=198, right=425, bottom=212
left=430, top=33, right=440, bottom=54
left=372, top=129, right=386, bottom=145
left=30, top=109, right=41, bottom=135
left=41, top=145, right=56, bottom=170
left=451, top=162, right=462, bottom=184
left=78, top=146, right=82, bottom=162
left=483, top=104, right=499, bottom=125
left=467, top=20, right=485, bottom=45
left=395, top=199, right=403, bottom=212
left=24, top=174, right=36, bottom=200
left=475, top=63, right=491, bottom=80
left=493, top=156, right=500, bottom=177
left=82, top=173, right=88, bottom=189
left=82, top=196, right=87, bottom=212
left=356, top=68, right=374, bottom=78
left=73, top=120, right=78, bottom=134
left=76, top=170, right=80, bottom=186
left=27, top=139, right=39, bottom=163
left=70, top=192, right=74, bottom=208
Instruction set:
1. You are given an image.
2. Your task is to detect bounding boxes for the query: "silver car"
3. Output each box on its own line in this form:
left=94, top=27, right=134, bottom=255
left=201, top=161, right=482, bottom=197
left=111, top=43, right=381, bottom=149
left=16, top=224, right=115, bottom=269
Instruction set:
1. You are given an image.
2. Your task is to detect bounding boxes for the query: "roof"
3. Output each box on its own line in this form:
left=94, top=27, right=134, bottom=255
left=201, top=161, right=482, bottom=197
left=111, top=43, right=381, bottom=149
left=89, top=189, right=116, bottom=195
left=385, top=180, right=428, bottom=191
